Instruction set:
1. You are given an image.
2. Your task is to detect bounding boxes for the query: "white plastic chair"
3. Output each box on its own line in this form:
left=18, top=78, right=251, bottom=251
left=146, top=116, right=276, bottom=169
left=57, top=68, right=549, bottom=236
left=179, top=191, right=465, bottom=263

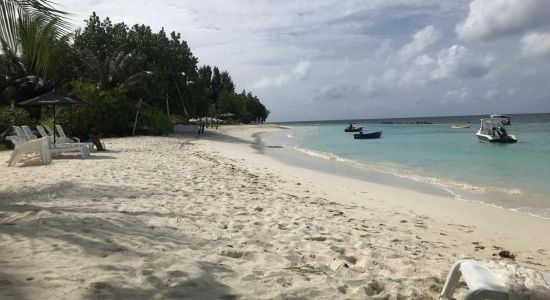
left=7, top=137, right=51, bottom=167
left=21, top=125, right=38, bottom=140
left=43, top=125, right=103, bottom=151
left=441, top=260, right=510, bottom=300
left=55, top=124, right=80, bottom=142
left=36, top=125, right=53, bottom=143
left=16, top=126, right=91, bottom=159
left=43, top=124, right=73, bottom=144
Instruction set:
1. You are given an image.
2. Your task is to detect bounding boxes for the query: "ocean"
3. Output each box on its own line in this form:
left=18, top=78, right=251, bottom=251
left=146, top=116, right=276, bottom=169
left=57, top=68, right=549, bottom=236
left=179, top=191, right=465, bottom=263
left=264, top=113, right=550, bottom=219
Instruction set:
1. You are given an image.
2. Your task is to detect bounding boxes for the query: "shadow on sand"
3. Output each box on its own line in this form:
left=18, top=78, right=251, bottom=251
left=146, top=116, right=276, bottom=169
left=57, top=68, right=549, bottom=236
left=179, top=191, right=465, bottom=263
left=0, top=181, right=239, bottom=299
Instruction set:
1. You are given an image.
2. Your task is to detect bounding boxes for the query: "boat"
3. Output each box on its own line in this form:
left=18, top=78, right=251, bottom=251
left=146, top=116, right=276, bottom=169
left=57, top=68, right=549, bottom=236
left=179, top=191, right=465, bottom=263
left=476, top=118, right=517, bottom=143
left=344, top=123, right=363, bottom=132
left=490, top=114, right=511, bottom=125
left=354, top=131, right=382, bottom=139
left=451, top=124, right=471, bottom=129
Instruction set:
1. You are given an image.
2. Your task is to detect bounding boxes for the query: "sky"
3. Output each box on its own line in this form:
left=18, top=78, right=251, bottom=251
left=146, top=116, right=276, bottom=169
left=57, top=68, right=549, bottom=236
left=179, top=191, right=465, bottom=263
left=58, top=0, right=550, bottom=122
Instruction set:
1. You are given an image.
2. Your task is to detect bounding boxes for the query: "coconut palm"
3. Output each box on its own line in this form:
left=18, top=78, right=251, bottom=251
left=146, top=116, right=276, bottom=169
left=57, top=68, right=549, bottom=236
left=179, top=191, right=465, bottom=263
left=0, top=0, right=69, bottom=52
left=0, top=15, right=65, bottom=141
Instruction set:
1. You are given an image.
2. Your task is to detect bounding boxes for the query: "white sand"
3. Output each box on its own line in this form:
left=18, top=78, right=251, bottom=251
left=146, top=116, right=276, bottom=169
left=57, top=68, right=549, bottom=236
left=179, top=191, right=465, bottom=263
left=1, top=125, right=549, bottom=299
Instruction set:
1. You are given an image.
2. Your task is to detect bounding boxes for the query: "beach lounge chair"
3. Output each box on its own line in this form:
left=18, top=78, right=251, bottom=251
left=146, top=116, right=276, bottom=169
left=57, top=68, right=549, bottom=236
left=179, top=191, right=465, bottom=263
left=440, top=259, right=550, bottom=300
left=37, top=125, right=94, bottom=150
left=6, top=134, right=51, bottom=167
left=36, top=125, right=53, bottom=143
left=55, top=124, right=80, bottom=142
left=43, top=125, right=73, bottom=144
left=18, top=126, right=91, bottom=159
left=55, top=124, right=105, bottom=151
left=441, top=260, right=508, bottom=299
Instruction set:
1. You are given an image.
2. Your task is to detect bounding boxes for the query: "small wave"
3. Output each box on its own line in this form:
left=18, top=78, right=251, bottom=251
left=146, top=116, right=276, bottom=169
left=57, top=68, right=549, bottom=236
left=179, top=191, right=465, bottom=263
left=293, top=147, right=348, bottom=162
left=286, top=144, right=550, bottom=219
left=509, top=207, right=550, bottom=220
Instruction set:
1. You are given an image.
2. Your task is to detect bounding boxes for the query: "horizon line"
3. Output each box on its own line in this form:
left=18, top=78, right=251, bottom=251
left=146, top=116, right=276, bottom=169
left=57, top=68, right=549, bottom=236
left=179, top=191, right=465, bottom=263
left=269, top=111, right=550, bottom=124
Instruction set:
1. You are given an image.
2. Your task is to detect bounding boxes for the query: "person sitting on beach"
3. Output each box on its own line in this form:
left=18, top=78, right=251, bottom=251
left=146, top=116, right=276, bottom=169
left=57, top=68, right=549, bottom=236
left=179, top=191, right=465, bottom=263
left=87, top=124, right=105, bottom=151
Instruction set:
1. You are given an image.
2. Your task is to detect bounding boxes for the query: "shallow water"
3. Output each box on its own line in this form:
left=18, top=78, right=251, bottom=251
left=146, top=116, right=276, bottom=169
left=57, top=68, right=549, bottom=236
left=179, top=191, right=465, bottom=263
left=266, top=114, right=550, bottom=219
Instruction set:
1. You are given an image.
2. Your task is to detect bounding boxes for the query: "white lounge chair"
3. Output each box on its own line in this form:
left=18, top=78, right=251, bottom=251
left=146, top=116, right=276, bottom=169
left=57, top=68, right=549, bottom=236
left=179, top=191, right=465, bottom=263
left=36, top=125, right=53, bottom=143
left=55, top=124, right=80, bottom=142
left=43, top=124, right=73, bottom=144
left=18, top=126, right=91, bottom=159
left=55, top=124, right=105, bottom=151
left=441, top=260, right=509, bottom=299
left=6, top=134, right=51, bottom=167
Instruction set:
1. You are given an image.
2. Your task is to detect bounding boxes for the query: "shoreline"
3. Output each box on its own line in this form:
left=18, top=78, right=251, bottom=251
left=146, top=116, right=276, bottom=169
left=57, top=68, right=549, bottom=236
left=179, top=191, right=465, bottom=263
left=261, top=125, right=550, bottom=220
left=1, top=125, right=549, bottom=299
left=203, top=125, right=550, bottom=252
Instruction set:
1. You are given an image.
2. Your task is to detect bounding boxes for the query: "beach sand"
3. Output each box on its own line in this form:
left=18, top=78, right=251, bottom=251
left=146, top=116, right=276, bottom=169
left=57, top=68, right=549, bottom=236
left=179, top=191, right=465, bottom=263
left=1, top=125, right=549, bottom=299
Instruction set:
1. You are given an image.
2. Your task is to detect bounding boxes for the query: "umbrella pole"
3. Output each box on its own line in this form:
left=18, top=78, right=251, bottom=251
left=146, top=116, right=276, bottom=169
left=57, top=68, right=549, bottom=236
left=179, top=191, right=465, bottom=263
left=70, top=106, right=73, bottom=135
left=53, top=105, right=56, bottom=144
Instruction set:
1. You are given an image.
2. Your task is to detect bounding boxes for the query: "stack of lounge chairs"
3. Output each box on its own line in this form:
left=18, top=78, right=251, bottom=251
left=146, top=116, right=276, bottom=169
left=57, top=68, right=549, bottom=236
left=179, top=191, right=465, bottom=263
left=6, top=125, right=92, bottom=167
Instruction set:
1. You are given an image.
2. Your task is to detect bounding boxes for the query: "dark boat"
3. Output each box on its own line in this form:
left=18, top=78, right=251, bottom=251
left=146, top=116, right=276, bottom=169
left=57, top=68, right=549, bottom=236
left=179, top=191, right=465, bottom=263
left=354, top=131, right=382, bottom=139
left=344, top=123, right=363, bottom=132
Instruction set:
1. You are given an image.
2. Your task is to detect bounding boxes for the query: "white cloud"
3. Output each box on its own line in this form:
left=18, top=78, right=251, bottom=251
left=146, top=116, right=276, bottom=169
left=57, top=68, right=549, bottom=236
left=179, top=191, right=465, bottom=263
left=431, top=45, right=490, bottom=80
left=383, top=41, right=490, bottom=88
left=456, top=0, right=550, bottom=42
left=397, top=25, right=440, bottom=62
left=54, top=0, right=550, bottom=120
left=521, top=32, right=550, bottom=57
left=251, top=61, right=311, bottom=89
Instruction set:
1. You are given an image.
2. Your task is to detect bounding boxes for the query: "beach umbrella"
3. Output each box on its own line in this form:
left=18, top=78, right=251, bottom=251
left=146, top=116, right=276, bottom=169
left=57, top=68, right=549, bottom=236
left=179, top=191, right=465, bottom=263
left=17, top=91, right=89, bottom=143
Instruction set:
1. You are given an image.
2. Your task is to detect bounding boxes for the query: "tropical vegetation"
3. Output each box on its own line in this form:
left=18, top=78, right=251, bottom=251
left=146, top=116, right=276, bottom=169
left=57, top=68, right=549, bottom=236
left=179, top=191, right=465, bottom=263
left=1, top=6, right=269, bottom=146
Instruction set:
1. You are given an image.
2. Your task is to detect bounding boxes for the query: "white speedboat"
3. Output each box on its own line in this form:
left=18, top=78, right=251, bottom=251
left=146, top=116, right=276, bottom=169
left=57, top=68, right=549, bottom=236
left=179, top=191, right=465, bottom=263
left=490, top=114, right=511, bottom=125
left=476, top=118, right=517, bottom=143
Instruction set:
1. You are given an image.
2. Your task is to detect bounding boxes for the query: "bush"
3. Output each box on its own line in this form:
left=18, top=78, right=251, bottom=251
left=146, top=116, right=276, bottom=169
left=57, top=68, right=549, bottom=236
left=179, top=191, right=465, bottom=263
left=62, top=81, right=135, bottom=138
left=141, top=108, right=174, bottom=136
left=0, top=106, right=33, bottom=134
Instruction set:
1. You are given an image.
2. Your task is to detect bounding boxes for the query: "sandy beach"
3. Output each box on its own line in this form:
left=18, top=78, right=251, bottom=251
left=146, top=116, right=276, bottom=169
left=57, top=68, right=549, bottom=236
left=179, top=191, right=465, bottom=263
left=1, top=125, right=549, bottom=299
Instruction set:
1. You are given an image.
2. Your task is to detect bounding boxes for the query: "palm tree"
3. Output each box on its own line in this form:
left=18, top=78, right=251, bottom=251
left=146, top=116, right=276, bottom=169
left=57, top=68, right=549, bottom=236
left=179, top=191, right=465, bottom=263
left=0, top=0, right=69, bottom=52
left=0, top=15, right=65, bottom=141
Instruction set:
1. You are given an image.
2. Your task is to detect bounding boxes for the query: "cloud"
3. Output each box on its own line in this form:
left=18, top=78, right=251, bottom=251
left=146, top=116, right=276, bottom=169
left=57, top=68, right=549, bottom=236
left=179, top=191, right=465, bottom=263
left=315, top=76, right=382, bottom=101
left=456, top=0, right=550, bottom=42
left=382, top=30, right=490, bottom=88
left=396, top=25, right=440, bottom=62
left=446, top=87, right=469, bottom=99
left=431, top=45, right=490, bottom=80
left=521, top=32, right=550, bottom=57
left=251, top=61, right=311, bottom=89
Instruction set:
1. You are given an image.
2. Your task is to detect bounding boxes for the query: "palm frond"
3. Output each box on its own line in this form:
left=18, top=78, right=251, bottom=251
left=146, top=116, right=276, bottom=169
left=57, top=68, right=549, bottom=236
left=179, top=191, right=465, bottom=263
left=17, top=14, right=60, bottom=77
left=0, top=0, right=70, bottom=51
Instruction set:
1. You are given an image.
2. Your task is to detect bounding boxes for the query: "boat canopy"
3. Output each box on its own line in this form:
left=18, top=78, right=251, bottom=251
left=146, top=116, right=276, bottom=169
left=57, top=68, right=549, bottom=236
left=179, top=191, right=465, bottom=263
left=480, top=118, right=507, bottom=129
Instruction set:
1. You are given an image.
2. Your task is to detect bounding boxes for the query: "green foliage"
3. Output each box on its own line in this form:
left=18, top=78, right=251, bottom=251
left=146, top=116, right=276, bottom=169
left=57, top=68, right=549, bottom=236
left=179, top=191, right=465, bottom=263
left=63, top=81, right=134, bottom=137
left=218, top=90, right=269, bottom=123
left=141, top=108, right=174, bottom=136
left=0, top=105, right=32, bottom=133
left=0, top=0, right=70, bottom=54
left=1, top=11, right=270, bottom=140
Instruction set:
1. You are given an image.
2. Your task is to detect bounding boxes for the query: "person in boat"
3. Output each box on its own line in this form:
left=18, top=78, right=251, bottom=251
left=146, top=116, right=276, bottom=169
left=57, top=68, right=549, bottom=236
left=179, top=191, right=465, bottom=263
left=348, top=123, right=354, bottom=130
left=497, top=126, right=507, bottom=137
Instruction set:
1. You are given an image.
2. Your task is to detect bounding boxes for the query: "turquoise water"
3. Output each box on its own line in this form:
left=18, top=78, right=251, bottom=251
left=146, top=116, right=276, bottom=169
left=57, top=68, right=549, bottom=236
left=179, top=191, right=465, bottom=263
left=266, top=114, right=550, bottom=218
